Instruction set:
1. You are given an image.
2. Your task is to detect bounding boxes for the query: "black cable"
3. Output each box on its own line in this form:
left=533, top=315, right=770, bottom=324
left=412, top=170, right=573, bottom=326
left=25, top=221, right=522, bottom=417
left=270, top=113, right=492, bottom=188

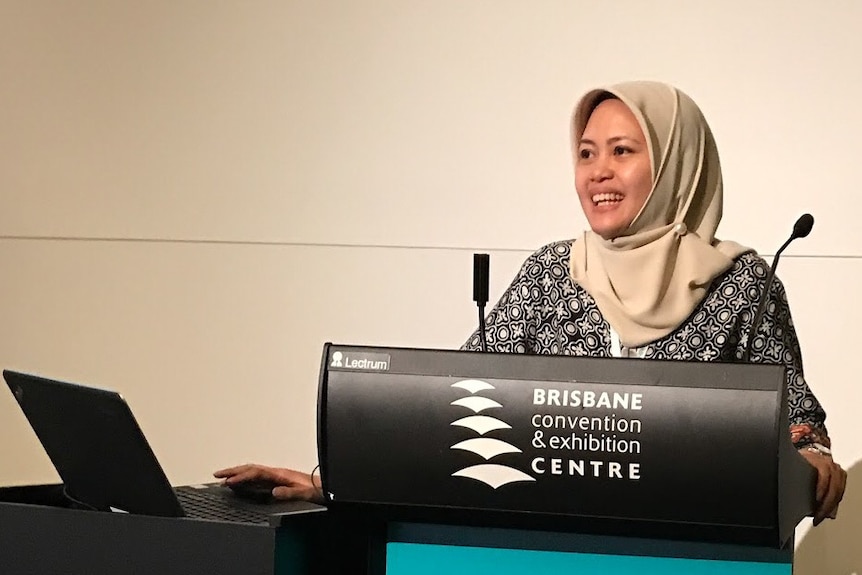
left=61, top=485, right=99, bottom=511
left=310, top=464, right=324, bottom=501
left=478, top=305, right=488, bottom=352
left=742, top=264, right=778, bottom=362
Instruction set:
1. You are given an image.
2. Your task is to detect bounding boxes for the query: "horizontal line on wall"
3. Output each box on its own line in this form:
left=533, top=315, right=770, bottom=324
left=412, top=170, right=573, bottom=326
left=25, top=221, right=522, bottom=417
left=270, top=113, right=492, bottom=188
left=0, top=234, right=857, bottom=259
left=0, top=234, right=534, bottom=254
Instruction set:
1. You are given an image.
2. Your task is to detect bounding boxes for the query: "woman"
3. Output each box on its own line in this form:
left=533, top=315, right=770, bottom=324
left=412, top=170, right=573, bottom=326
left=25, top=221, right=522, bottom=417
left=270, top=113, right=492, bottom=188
left=216, top=81, right=846, bottom=524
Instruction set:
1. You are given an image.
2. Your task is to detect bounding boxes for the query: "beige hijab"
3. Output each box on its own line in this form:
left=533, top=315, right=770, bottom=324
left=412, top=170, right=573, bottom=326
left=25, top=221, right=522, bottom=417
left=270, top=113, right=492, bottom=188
left=569, top=81, right=750, bottom=348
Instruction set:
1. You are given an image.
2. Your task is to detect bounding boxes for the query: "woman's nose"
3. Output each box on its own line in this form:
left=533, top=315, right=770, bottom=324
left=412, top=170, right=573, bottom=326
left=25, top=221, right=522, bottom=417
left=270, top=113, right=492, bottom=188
left=589, top=155, right=613, bottom=181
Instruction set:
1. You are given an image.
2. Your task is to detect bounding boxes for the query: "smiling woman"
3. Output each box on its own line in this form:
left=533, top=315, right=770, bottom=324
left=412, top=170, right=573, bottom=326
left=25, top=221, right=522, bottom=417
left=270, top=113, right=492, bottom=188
left=460, top=81, right=846, bottom=526
left=568, top=82, right=750, bottom=349
left=215, top=80, right=846, bottom=527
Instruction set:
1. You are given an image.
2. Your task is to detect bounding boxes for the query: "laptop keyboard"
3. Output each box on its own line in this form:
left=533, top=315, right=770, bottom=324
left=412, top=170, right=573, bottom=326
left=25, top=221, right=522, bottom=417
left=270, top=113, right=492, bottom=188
left=175, top=486, right=273, bottom=525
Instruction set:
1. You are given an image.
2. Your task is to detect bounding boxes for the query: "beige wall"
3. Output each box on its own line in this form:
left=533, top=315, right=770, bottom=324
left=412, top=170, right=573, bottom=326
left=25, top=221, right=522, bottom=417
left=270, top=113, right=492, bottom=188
left=1, top=1, right=860, bottom=571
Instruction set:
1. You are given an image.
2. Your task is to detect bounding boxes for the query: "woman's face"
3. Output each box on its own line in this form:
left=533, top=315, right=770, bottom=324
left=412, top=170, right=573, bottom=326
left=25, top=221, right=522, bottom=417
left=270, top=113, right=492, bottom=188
left=575, top=99, right=653, bottom=240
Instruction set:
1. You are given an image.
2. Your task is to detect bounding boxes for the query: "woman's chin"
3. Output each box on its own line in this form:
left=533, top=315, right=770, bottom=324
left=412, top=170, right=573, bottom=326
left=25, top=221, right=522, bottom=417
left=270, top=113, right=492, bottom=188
left=590, top=225, right=626, bottom=241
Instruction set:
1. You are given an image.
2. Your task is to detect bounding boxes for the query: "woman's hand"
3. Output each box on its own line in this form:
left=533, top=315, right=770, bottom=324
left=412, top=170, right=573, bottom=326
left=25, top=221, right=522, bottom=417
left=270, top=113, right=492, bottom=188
left=214, top=463, right=324, bottom=504
left=798, top=449, right=847, bottom=525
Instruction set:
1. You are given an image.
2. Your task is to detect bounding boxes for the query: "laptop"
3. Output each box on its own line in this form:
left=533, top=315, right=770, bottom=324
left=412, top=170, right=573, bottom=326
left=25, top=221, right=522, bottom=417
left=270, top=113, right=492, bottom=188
left=2, top=369, right=322, bottom=525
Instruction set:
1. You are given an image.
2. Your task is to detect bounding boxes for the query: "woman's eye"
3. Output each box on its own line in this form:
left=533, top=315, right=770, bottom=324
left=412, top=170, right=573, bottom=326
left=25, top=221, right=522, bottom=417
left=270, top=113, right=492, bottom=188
left=614, top=145, right=631, bottom=155
left=578, top=149, right=593, bottom=159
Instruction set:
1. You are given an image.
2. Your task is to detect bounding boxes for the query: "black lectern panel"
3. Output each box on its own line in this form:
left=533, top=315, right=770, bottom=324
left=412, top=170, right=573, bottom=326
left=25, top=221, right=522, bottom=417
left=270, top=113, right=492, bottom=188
left=0, top=485, right=311, bottom=575
left=0, top=484, right=378, bottom=575
left=317, top=344, right=815, bottom=547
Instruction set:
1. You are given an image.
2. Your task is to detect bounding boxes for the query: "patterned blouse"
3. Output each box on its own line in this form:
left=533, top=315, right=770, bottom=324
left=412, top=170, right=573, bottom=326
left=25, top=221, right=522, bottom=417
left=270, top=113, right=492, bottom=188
left=462, top=240, right=829, bottom=449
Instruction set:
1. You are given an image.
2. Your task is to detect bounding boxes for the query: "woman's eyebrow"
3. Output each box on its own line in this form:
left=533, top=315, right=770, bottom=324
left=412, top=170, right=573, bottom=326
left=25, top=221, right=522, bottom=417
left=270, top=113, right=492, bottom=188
left=579, top=135, right=641, bottom=146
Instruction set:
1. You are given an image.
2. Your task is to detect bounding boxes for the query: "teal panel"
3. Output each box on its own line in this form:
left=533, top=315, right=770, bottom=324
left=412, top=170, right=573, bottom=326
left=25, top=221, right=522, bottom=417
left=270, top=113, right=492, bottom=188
left=386, top=542, right=791, bottom=575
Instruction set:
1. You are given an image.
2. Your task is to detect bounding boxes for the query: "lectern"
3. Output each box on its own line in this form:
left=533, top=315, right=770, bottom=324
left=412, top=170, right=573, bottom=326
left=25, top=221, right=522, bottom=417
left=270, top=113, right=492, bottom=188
left=318, top=343, right=816, bottom=574
left=0, top=483, right=329, bottom=575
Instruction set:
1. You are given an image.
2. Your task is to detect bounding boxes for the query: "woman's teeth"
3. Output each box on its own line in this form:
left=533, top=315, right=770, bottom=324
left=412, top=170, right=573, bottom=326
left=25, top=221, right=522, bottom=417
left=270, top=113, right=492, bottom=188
left=592, top=192, right=624, bottom=206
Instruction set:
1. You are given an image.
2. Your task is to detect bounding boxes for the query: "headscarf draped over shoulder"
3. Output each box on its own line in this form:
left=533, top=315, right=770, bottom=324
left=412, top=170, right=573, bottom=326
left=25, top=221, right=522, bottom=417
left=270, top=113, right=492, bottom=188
left=569, top=81, right=751, bottom=348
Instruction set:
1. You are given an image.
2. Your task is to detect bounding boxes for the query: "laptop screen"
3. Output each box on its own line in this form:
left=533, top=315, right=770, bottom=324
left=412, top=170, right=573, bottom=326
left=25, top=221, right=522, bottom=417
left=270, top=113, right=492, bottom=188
left=3, top=370, right=183, bottom=516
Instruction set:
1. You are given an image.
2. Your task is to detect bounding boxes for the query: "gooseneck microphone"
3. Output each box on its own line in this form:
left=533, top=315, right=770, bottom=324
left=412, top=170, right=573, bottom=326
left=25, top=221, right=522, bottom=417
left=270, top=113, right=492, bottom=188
left=741, top=213, right=814, bottom=363
left=473, top=253, right=490, bottom=352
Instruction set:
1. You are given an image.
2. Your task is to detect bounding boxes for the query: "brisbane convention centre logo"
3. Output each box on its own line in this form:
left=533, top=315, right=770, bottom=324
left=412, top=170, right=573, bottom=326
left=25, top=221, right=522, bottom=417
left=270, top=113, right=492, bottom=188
left=449, top=379, right=535, bottom=489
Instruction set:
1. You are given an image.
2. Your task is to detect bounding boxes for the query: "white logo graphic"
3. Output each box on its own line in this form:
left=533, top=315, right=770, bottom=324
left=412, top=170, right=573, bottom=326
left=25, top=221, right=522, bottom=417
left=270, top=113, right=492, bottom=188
left=451, top=437, right=522, bottom=460
left=329, top=350, right=390, bottom=371
left=453, top=464, right=536, bottom=489
left=451, top=415, right=511, bottom=435
left=449, top=379, right=534, bottom=489
left=450, top=396, right=502, bottom=413
left=452, top=379, right=496, bottom=394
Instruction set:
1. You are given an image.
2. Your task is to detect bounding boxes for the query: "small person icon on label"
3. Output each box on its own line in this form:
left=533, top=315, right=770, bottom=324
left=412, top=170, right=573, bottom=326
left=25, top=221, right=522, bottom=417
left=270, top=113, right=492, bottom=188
left=330, top=351, right=343, bottom=367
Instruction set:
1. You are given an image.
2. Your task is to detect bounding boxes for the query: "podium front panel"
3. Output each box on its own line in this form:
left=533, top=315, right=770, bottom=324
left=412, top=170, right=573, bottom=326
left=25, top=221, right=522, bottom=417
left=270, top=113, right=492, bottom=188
left=318, top=344, right=812, bottom=545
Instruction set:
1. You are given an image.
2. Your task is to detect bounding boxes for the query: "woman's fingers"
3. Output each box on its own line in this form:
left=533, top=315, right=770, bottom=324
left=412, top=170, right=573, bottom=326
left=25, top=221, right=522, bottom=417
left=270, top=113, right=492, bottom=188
left=213, top=463, right=272, bottom=484
left=815, top=463, right=847, bottom=524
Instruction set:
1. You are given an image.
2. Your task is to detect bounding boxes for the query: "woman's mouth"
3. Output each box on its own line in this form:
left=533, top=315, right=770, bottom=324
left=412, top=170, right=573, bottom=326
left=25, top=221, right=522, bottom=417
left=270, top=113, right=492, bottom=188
left=592, top=192, right=624, bottom=207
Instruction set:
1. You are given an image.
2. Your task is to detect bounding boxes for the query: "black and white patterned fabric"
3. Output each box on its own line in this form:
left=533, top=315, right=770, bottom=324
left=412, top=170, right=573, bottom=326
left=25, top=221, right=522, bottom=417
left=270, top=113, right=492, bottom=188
left=462, top=240, right=826, bottom=430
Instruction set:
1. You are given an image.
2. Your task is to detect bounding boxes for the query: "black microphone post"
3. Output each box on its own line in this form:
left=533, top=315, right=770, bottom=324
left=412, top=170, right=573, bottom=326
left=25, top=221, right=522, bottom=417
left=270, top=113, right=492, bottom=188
left=473, top=253, right=490, bottom=352
left=742, top=214, right=814, bottom=363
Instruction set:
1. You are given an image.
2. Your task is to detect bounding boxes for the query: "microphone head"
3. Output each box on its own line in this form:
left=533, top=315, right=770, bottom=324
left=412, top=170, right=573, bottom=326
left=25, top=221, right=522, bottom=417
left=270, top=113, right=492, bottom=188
left=792, top=213, right=814, bottom=239
left=473, top=253, right=490, bottom=305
